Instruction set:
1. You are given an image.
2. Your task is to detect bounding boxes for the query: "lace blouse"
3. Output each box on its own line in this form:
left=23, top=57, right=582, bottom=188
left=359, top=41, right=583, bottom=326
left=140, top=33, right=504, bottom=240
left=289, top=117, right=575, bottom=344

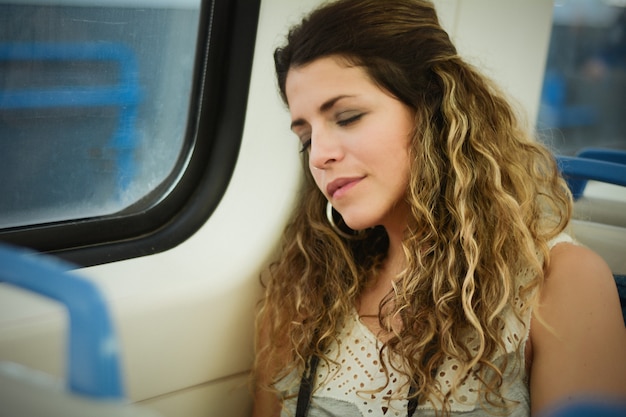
left=279, top=233, right=575, bottom=417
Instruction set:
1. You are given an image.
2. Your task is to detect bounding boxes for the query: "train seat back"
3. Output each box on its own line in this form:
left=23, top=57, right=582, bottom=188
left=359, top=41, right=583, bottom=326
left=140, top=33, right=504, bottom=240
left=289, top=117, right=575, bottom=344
left=0, top=244, right=160, bottom=417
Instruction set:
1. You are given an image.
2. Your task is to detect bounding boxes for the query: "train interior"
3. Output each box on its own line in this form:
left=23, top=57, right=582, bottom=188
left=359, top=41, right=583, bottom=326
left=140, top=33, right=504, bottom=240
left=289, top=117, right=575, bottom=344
left=0, top=0, right=624, bottom=416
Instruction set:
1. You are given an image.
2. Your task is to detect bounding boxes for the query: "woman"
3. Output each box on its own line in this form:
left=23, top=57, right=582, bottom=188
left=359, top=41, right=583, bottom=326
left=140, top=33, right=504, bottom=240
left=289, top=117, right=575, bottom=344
left=253, top=1, right=626, bottom=416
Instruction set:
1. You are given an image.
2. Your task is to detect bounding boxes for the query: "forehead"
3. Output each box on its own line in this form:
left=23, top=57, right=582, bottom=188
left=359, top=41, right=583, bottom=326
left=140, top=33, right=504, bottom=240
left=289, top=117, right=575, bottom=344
left=284, top=56, right=374, bottom=105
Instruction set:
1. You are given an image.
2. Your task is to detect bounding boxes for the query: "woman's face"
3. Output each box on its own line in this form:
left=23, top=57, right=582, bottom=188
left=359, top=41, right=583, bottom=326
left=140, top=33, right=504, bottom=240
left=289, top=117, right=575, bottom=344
left=285, top=56, right=414, bottom=234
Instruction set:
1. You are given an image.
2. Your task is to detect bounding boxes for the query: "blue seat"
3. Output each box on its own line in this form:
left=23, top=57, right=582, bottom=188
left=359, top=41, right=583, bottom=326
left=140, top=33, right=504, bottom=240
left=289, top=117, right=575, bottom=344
left=615, top=274, right=626, bottom=326
left=0, top=244, right=160, bottom=416
left=543, top=400, right=626, bottom=417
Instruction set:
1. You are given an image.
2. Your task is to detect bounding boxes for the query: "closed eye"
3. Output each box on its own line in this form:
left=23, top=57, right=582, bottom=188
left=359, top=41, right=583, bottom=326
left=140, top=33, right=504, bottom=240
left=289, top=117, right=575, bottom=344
left=337, top=113, right=364, bottom=127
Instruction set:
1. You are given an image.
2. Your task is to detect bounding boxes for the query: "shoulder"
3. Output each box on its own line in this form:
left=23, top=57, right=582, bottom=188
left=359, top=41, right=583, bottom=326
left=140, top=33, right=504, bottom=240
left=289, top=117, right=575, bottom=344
left=540, top=241, right=619, bottom=314
left=537, top=241, right=622, bottom=342
left=528, top=241, right=626, bottom=414
left=544, top=241, right=613, bottom=296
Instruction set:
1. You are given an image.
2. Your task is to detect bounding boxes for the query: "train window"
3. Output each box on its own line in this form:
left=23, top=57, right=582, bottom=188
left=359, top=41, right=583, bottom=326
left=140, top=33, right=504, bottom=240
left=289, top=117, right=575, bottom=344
left=0, top=0, right=261, bottom=266
left=538, top=0, right=626, bottom=155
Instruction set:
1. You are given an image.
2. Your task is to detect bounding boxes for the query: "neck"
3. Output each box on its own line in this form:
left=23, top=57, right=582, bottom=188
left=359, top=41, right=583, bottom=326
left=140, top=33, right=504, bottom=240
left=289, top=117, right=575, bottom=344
left=357, top=229, right=405, bottom=315
left=384, top=219, right=406, bottom=274
left=381, top=200, right=409, bottom=260
left=357, top=209, right=409, bottom=316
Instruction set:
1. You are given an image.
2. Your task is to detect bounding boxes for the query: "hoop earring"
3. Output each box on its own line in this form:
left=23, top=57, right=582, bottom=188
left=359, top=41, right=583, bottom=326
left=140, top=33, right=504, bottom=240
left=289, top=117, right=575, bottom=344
left=326, top=201, right=366, bottom=240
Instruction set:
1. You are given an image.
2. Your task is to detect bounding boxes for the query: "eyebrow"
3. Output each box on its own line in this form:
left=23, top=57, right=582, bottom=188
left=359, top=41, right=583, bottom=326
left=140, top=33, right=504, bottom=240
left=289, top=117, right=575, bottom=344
left=290, top=94, right=355, bottom=131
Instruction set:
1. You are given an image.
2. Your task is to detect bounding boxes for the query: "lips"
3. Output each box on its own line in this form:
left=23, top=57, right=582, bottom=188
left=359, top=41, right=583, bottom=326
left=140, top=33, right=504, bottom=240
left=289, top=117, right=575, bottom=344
left=326, top=177, right=363, bottom=198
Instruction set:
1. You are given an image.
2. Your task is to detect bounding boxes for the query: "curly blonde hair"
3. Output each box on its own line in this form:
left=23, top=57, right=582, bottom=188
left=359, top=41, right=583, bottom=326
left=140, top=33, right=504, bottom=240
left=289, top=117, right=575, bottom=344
left=255, top=0, right=572, bottom=414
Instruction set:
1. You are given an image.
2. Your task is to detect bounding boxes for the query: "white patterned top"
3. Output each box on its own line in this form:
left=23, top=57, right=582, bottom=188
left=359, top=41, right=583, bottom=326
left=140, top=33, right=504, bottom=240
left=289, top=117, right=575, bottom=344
left=280, top=233, right=576, bottom=417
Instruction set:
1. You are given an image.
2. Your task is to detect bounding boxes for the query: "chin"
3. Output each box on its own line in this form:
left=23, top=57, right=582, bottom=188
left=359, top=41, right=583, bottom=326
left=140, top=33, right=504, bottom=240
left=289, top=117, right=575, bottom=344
left=338, top=206, right=386, bottom=232
left=342, top=217, right=377, bottom=232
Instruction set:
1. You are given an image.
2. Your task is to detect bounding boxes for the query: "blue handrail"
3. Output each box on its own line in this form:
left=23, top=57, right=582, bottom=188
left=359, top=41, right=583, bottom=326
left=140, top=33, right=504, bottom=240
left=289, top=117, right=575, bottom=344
left=556, top=154, right=626, bottom=200
left=577, top=147, right=626, bottom=166
left=0, top=244, right=124, bottom=399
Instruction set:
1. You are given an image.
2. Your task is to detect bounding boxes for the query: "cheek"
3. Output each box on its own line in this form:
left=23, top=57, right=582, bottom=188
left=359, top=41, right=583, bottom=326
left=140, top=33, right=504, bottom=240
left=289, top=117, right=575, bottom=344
left=308, top=163, right=325, bottom=194
left=400, top=157, right=412, bottom=190
left=390, top=146, right=412, bottom=191
left=402, top=146, right=413, bottom=179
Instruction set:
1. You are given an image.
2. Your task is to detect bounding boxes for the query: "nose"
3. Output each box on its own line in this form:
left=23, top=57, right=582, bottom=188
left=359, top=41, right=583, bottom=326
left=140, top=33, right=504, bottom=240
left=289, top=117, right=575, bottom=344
left=308, top=127, right=343, bottom=170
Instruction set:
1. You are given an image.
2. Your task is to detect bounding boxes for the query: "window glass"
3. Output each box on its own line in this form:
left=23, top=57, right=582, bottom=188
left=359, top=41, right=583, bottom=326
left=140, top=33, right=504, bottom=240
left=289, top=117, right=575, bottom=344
left=538, top=0, right=626, bottom=155
left=0, top=0, right=200, bottom=228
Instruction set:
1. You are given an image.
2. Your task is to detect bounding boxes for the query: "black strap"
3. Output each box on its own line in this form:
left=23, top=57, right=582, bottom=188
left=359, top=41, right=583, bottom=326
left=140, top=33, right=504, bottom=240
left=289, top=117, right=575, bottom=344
left=407, top=382, right=418, bottom=417
left=295, top=353, right=419, bottom=417
left=295, top=354, right=320, bottom=417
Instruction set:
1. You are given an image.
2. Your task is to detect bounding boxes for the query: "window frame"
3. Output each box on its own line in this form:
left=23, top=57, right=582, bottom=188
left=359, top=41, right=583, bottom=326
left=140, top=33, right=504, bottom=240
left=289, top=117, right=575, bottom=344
left=0, top=0, right=261, bottom=267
